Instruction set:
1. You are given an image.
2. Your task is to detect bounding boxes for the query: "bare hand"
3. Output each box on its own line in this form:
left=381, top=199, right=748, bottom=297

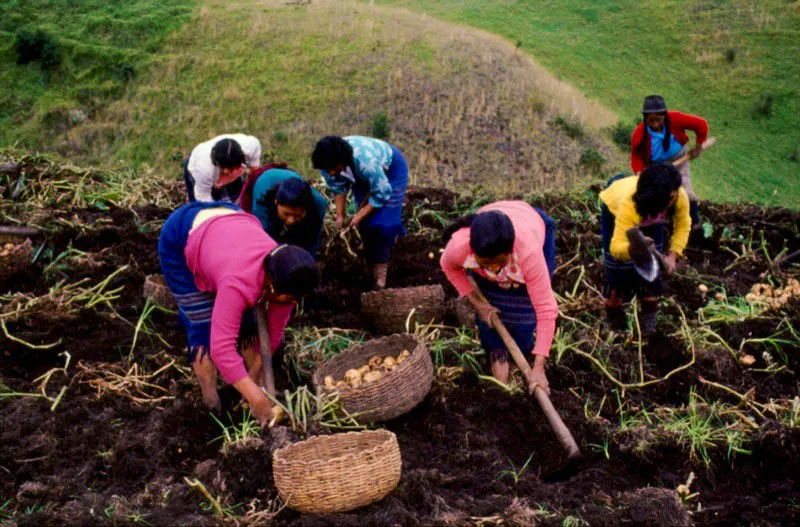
left=526, top=367, right=550, bottom=395
left=250, top=395, right=274, bottom=427
left=662, top=251, right=678, bottom=275
left=473, top=300, right=500, bottom=328
left=335, top=216, right=346, bottom=230
left=688, top=145, right=703, bottom=160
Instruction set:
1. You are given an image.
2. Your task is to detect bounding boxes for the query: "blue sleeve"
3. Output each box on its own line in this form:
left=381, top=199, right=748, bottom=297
left=320, top=169, right=350, bottom=196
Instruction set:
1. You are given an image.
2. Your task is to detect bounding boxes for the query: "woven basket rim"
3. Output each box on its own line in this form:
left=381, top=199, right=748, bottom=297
left=361, top=284, right=444, bottom=301
left=273, top=429, right=396, bottom=469
left=312, top=333, right=422, bottom=389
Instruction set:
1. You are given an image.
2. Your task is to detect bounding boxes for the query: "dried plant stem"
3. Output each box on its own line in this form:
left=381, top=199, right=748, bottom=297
left=1, top=319, right=62, bottom=350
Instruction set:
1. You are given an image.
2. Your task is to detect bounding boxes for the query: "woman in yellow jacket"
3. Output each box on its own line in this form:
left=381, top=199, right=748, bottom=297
left=600, top=162, right=691, bottom=334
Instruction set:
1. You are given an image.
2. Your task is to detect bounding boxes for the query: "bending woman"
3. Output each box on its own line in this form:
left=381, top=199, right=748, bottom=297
left=184, top=134, right=262, bottom=203
left=158, top=201, right=318, bottom=424
left=600, top=162, right=691, bottom=334
left=440, top=201, right=558, bottom=393
left=312, top=136, right=408, bottom=289
left=248, top=167, right=328, bottom=256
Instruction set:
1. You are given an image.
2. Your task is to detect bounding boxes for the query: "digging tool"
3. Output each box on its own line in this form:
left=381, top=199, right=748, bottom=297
left=0, top=225, right=41, bottom=238
left=626, top=227, right=669, bottom=282
left=254, top=304, right=276, bottom=399
left=669, top=136, right=716, bottom=167
left=467, top=277, right=583, bottom=479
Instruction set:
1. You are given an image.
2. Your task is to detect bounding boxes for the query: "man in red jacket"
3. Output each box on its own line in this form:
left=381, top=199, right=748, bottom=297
left=630, top=95, right=708, bottom=229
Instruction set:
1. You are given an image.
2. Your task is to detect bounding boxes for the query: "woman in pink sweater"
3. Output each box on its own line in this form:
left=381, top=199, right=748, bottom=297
left=158, top=201, right=318, bottom=425
left=440, top=201, right=558, bottom=393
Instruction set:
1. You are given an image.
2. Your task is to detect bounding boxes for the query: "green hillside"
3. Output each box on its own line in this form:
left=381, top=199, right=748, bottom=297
left=365, top=0, right=800, bottom=207
left=0, top=0, right=193, bottom=148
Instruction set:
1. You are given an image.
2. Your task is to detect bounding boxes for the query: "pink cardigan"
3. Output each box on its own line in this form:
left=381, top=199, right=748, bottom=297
left=185, top=213, right=293, bottom=384
left=440, top=201, right=558, bottom=358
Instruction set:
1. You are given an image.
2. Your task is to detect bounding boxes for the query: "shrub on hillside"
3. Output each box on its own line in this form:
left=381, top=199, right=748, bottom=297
left=14, top=29, right=62, bottom=70
left=552, top=116, right=585, bottom=140
left=609, top=121, right=635, bottom=150
left=580, top=148, right=606, bottom=175
left=752, top=93, right=774, bottom=118
left=371, top=112, right=391, bottom=140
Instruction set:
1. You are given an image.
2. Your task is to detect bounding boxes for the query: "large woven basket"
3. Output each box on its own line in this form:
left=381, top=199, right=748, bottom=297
left=0, top=239, right=32, bottom=281
left=142, top=274, right=176, bottom=309
left=361, top=285, right=445, bottom=334
left=313, top=333, right=433, bottom=423
left=273, top=429, right=402, bottom=514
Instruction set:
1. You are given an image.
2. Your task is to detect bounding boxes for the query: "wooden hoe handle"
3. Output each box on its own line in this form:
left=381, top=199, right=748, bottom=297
left=468, top=277, right=582, bottom=460
left=254, top=305, right=276, bottom=398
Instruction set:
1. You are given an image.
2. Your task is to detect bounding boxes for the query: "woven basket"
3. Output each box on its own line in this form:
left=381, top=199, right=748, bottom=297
left=313, top=333, right=433, bottom=423
left=273, top=429, right=402, bottom=514
left=142, top=274, right=176, bottom=309
left=0, top=239, right=32, bottom=281
left=361, top=285, right=445, bottom=334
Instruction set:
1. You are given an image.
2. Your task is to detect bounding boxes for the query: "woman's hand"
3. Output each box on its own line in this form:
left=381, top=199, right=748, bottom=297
left=662, top=251, right=678, bottom=275
left=335, top=215, right=346, bottom=230
left=688, top=144, right=703, bottom=160
left=469, top=296, right=499, bottom=327
left=526, top=360, right=550, bottom=395
left=349, top=203, right=375, bottom=228
left=250, top=395, right=274, bottom=427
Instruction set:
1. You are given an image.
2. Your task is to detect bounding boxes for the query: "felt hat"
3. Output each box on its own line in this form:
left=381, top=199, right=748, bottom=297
left=641, top=95, right=667, bottom=114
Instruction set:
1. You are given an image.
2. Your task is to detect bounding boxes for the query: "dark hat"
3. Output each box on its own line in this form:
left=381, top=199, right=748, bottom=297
left=641, top=95, right=667, bottom=114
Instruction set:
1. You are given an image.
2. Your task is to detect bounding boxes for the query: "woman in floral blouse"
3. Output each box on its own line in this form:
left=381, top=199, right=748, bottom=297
left=440, top=201, right=558, bottom=393
left=312, top=136, right=408, bottom=289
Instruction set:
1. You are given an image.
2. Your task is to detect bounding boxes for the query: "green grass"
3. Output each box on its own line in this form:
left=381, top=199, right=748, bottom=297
left=2, top=0, right=625, bottom=196
left=364, top=0, right=800, bottom=207
left=0, top=0, right=194, bottom=149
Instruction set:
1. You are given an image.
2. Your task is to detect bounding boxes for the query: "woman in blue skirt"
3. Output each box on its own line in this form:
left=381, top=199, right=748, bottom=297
left=312, top=136, right=408, bottom=289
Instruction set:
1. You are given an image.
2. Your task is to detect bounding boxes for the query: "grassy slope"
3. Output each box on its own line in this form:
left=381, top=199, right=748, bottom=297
left=366, top=0, right=800, bottom=207
left=0, top=0, right=194, bottom=148
left=58, top=0, right=623, bottom=195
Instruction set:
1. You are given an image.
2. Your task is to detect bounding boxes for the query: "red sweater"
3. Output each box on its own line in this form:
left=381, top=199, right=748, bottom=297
left=630, top=111, right=709, bottom=173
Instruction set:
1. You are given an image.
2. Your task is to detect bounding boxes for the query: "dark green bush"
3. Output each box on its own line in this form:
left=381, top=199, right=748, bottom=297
left=552, top=116, right=585, bottom=140
left=580, top=148, right=606, bottom=174
left=752, top=93, right=774, bottom=118
left=610, top=121, right=635, bottom=150
left=371, top=111, right=391, bottom=140
left=14, top=29, right=62, bottom=70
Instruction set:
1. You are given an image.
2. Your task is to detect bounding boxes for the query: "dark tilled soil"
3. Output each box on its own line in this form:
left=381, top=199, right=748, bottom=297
left=1, top=186, right=799, bottom=526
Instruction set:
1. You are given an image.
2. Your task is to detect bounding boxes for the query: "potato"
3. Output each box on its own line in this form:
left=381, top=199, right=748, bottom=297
left=357, top=365, right=371, bottom=376
left=336, top=380, right=350, bottom=391
left=3, top=243, right=13, bottom=251
left=368, top=355, right=383, bottom=369
left=383, top=356, right=396, bottom=368
left=0, top=250, right=8, bottom=257
left=739, top=354, right=756, bottom=366
left=363, top=371, right=382, bottom=383
left=344, top=369, right=361, bottom=384
left=397, top=349, right=411, bottom=363
left=348, top=377, right=362, bottom=389
left=697, top=284, right=708, bottom=293
left=324, top=375, right=336, bottom=390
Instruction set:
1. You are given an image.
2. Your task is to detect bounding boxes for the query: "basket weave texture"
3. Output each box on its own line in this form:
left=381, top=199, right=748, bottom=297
left=142, top=274, right=176, bottom=309
left=0, top=239, right=32, bottom=281
left=273, top=429, right=402, bottom=514
left=361, top=285, right=444, bottom=334
left=313, top=333, right=433, bottom=423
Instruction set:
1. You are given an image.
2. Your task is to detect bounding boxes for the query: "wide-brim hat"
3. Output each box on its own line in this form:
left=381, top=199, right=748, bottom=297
left=641, top=95, right=667, bottom=114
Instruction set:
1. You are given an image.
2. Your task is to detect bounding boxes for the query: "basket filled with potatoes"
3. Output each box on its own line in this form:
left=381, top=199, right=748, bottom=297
left=313, top=333, right=433, bottom=423
left=0, top=238, right=32, bottom=281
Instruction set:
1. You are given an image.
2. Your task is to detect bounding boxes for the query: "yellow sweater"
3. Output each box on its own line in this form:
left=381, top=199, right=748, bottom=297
left=599, top=175, right=691, bottom=261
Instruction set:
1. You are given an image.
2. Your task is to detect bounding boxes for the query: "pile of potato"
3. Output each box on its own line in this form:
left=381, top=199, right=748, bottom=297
left=324, top=349, right=411, bottom=391
left=1, top=242, right=19, bottom=257
left=744, top=278, right=800, bottom=310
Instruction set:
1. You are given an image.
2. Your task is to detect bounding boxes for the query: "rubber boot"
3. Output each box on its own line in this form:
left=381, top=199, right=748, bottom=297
left=605, top=303, right=627, bottom=332
left=373, top=263, right=388, bottom=290
left=640, top=298, right=658, bottom=335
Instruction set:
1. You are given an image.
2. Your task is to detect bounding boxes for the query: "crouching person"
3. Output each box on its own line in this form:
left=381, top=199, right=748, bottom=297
left=440, top=201, right=558, bottom=394
left=600, top=162, right=691, bottom=334
left=158, top=201, right=318, bottom=425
